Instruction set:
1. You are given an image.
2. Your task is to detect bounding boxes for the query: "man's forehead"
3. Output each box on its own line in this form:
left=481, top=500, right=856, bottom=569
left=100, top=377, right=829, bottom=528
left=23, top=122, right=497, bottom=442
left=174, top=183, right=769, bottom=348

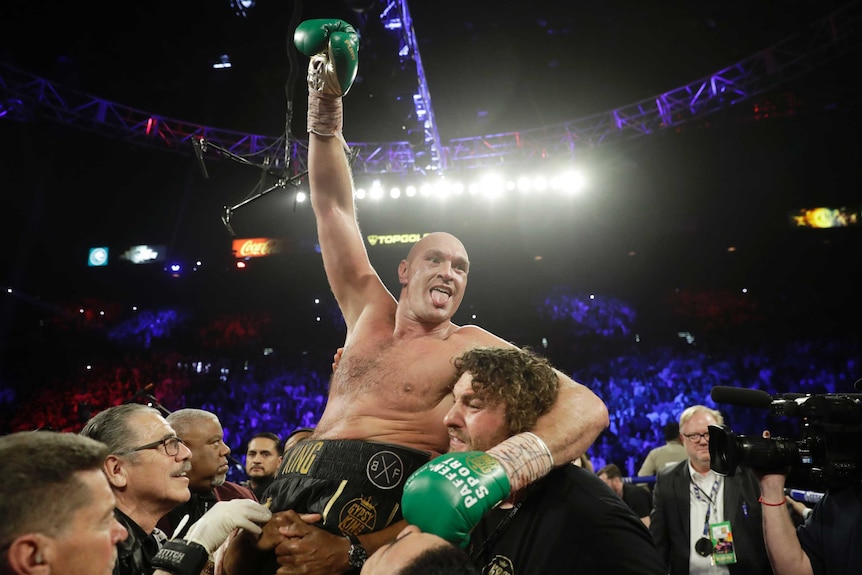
left=421, top=245, right=468, bottom=261
left=452, top=372, right=477, bottom=394
left=453, top=374, right=502, bottom=404
left=685, top=413, right=716, bottom=428
left=183, top=420, right=223, bottom=440
left=413, top=233, right=467, bottom=257
left=249, top=438, right=277, bottom=450
left=132, top=411, right=170, bottom=434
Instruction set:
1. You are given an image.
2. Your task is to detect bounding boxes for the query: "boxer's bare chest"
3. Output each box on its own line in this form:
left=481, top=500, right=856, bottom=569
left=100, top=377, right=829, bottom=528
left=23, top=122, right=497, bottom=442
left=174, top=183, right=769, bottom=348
left=331, top=333, right=459, bottom=409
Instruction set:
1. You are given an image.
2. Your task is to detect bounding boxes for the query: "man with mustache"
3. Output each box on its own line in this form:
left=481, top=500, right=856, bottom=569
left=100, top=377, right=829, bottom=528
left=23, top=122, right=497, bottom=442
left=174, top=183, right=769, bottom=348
left=158, top=409, right=257, bottom=541
left=242, top=432, right=284, bottom=502
left=80, top=404, right=194, bottom=575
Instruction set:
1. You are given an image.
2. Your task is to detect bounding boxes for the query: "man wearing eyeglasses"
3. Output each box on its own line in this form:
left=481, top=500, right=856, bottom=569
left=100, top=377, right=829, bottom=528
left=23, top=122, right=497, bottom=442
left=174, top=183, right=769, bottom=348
left=649, top=405, right=772, bottom=575
left=80, top=403, right=194, bottom=575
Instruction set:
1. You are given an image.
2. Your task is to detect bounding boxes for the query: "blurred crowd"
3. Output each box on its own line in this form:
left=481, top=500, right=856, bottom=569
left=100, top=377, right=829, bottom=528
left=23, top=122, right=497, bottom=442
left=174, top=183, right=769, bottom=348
left=3, top=304, right=858, bottom=480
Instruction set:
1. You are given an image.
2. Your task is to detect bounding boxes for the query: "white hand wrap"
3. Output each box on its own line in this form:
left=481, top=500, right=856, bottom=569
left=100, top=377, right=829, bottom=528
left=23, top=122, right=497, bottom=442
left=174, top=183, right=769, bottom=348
left=307, top=89, right=343, bottom=137
left=486, top=432, right=554, bottom=492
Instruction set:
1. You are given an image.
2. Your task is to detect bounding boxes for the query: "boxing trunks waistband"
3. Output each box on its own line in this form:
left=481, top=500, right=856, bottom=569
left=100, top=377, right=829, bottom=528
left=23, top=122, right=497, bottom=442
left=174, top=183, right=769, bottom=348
left=262, top=439, right=431, bottom=536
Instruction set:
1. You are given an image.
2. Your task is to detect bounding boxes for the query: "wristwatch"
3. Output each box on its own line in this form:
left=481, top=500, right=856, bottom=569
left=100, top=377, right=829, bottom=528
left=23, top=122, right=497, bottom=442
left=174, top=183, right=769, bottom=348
left=346, top=533, right=368, bottom=572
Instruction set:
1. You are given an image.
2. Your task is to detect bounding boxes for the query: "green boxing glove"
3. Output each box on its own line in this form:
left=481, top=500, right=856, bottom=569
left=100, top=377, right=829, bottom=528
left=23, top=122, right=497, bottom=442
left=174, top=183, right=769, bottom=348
left=401, top=452, right=511, bottom=548
left=294, top=18, right=359, bottom=97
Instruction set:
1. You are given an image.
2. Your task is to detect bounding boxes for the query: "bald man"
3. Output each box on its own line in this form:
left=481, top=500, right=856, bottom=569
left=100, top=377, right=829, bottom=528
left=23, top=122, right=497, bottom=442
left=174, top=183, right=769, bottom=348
left=224, top=19, right=608, bottom=575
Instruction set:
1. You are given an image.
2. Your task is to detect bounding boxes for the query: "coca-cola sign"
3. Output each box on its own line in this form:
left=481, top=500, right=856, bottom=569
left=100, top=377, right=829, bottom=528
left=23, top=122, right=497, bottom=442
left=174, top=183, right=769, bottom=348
left=231, top=238, right=287, bottom=258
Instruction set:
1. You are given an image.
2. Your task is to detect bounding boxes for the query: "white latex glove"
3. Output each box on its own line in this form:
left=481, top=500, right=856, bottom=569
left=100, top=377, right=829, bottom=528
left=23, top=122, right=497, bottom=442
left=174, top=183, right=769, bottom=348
left=184, top=499, right=272, bottom=554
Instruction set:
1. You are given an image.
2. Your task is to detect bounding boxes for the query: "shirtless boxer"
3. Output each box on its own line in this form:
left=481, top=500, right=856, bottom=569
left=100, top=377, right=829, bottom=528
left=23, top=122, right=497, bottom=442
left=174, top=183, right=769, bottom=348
left=223, top=19, right=608, bottom=575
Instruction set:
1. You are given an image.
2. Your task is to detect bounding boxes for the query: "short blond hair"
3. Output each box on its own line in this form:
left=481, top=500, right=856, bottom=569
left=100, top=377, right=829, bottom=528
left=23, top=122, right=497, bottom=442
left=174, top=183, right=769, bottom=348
left=679, top=405, right=724, bottom=431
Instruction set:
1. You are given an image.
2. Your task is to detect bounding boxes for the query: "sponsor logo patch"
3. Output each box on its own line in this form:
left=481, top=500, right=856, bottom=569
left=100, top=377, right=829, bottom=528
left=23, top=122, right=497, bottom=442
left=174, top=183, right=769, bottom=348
left=466, top=452, right=501, bottom=475
left=367, top=450, right=405, bottom=490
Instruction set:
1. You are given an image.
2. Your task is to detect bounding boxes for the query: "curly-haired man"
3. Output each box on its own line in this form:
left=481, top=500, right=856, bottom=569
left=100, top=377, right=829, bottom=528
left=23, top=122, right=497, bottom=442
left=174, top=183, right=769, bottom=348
left=442, top=346, right=665, bottom=574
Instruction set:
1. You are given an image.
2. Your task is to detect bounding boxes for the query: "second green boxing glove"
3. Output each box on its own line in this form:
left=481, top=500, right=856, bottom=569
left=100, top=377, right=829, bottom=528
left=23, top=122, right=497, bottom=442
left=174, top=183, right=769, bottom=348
left=294, top=18, right=359, bottom=97
left=401, top=451, right=511, bottom=548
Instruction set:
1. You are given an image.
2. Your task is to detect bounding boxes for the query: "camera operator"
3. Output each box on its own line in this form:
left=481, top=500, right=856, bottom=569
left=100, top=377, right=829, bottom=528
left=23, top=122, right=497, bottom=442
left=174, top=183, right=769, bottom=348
left=758, top=431, right=862, bottom=575
left=650, top=405, right=772, bottom=575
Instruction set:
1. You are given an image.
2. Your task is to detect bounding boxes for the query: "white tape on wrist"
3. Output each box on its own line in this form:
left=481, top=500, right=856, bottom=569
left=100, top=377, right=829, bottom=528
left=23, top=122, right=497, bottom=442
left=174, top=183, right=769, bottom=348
left=487, top=432, right=554, bottom=492
left=308, top=90, right=343, bottom=136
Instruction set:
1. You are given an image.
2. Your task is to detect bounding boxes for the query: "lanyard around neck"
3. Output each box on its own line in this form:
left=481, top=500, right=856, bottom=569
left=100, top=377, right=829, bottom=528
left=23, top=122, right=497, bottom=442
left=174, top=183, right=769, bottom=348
left=691, top=474, right=721, bottom=536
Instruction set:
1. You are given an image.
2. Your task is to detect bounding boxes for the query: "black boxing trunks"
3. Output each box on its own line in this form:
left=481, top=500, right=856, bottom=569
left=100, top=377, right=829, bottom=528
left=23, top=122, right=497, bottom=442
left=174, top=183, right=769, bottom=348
left=261, top=439, right=431, bottom=536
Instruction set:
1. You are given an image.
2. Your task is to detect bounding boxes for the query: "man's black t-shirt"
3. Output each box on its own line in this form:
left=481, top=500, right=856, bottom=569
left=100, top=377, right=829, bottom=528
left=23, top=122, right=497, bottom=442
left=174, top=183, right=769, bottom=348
left=622, top=482, right=653, bottom=518
left=468, top=465, right=665, bottom=574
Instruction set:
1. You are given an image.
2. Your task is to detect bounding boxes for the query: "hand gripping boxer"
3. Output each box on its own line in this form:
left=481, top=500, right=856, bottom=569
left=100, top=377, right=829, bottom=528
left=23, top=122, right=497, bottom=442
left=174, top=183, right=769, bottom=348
left=293, top=18, right=359, bottom=138
left=402, top=432, right=554, bottom=547
left=151, top=499, right=272, bottom=575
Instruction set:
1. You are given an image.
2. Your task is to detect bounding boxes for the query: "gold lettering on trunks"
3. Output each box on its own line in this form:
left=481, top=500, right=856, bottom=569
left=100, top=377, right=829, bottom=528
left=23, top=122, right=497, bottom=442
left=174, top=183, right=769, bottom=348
left=280, top=441, right=323, bottom=475
left=338, top=497, right=377, bottom=535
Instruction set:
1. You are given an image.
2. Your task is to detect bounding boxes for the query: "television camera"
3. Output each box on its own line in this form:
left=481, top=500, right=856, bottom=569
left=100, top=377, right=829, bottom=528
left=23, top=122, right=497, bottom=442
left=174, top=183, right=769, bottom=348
left=708, top=385, right=862, bottom=491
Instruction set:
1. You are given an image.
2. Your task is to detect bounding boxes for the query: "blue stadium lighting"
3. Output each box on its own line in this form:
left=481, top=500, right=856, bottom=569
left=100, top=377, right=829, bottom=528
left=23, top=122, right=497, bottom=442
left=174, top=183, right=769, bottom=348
left=213, top=55, right=232, bottom=69
left=230, top=0, right=254, bottom=18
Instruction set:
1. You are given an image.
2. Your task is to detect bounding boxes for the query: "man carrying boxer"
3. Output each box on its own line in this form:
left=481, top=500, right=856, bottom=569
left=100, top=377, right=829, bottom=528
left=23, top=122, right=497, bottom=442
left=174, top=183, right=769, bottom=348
left=224, top=18, right=608, bottom=575
left=266, top=348, right=659, bottom=574
left=402, top=347, right=664, bottom=573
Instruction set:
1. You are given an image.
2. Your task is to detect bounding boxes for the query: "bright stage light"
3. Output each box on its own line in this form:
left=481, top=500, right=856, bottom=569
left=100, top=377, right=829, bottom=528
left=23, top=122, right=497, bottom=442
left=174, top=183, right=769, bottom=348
left=555, top=169, right=586, bottom=194
left=432, top=180, right=451, bottom=200
left=480, top=173, right=505, bottom=199
left=346, top=163, right=590, bottom=204
left=369, top=181, right=384, bottom=200
left=296, top=191, right=307, bottom=203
